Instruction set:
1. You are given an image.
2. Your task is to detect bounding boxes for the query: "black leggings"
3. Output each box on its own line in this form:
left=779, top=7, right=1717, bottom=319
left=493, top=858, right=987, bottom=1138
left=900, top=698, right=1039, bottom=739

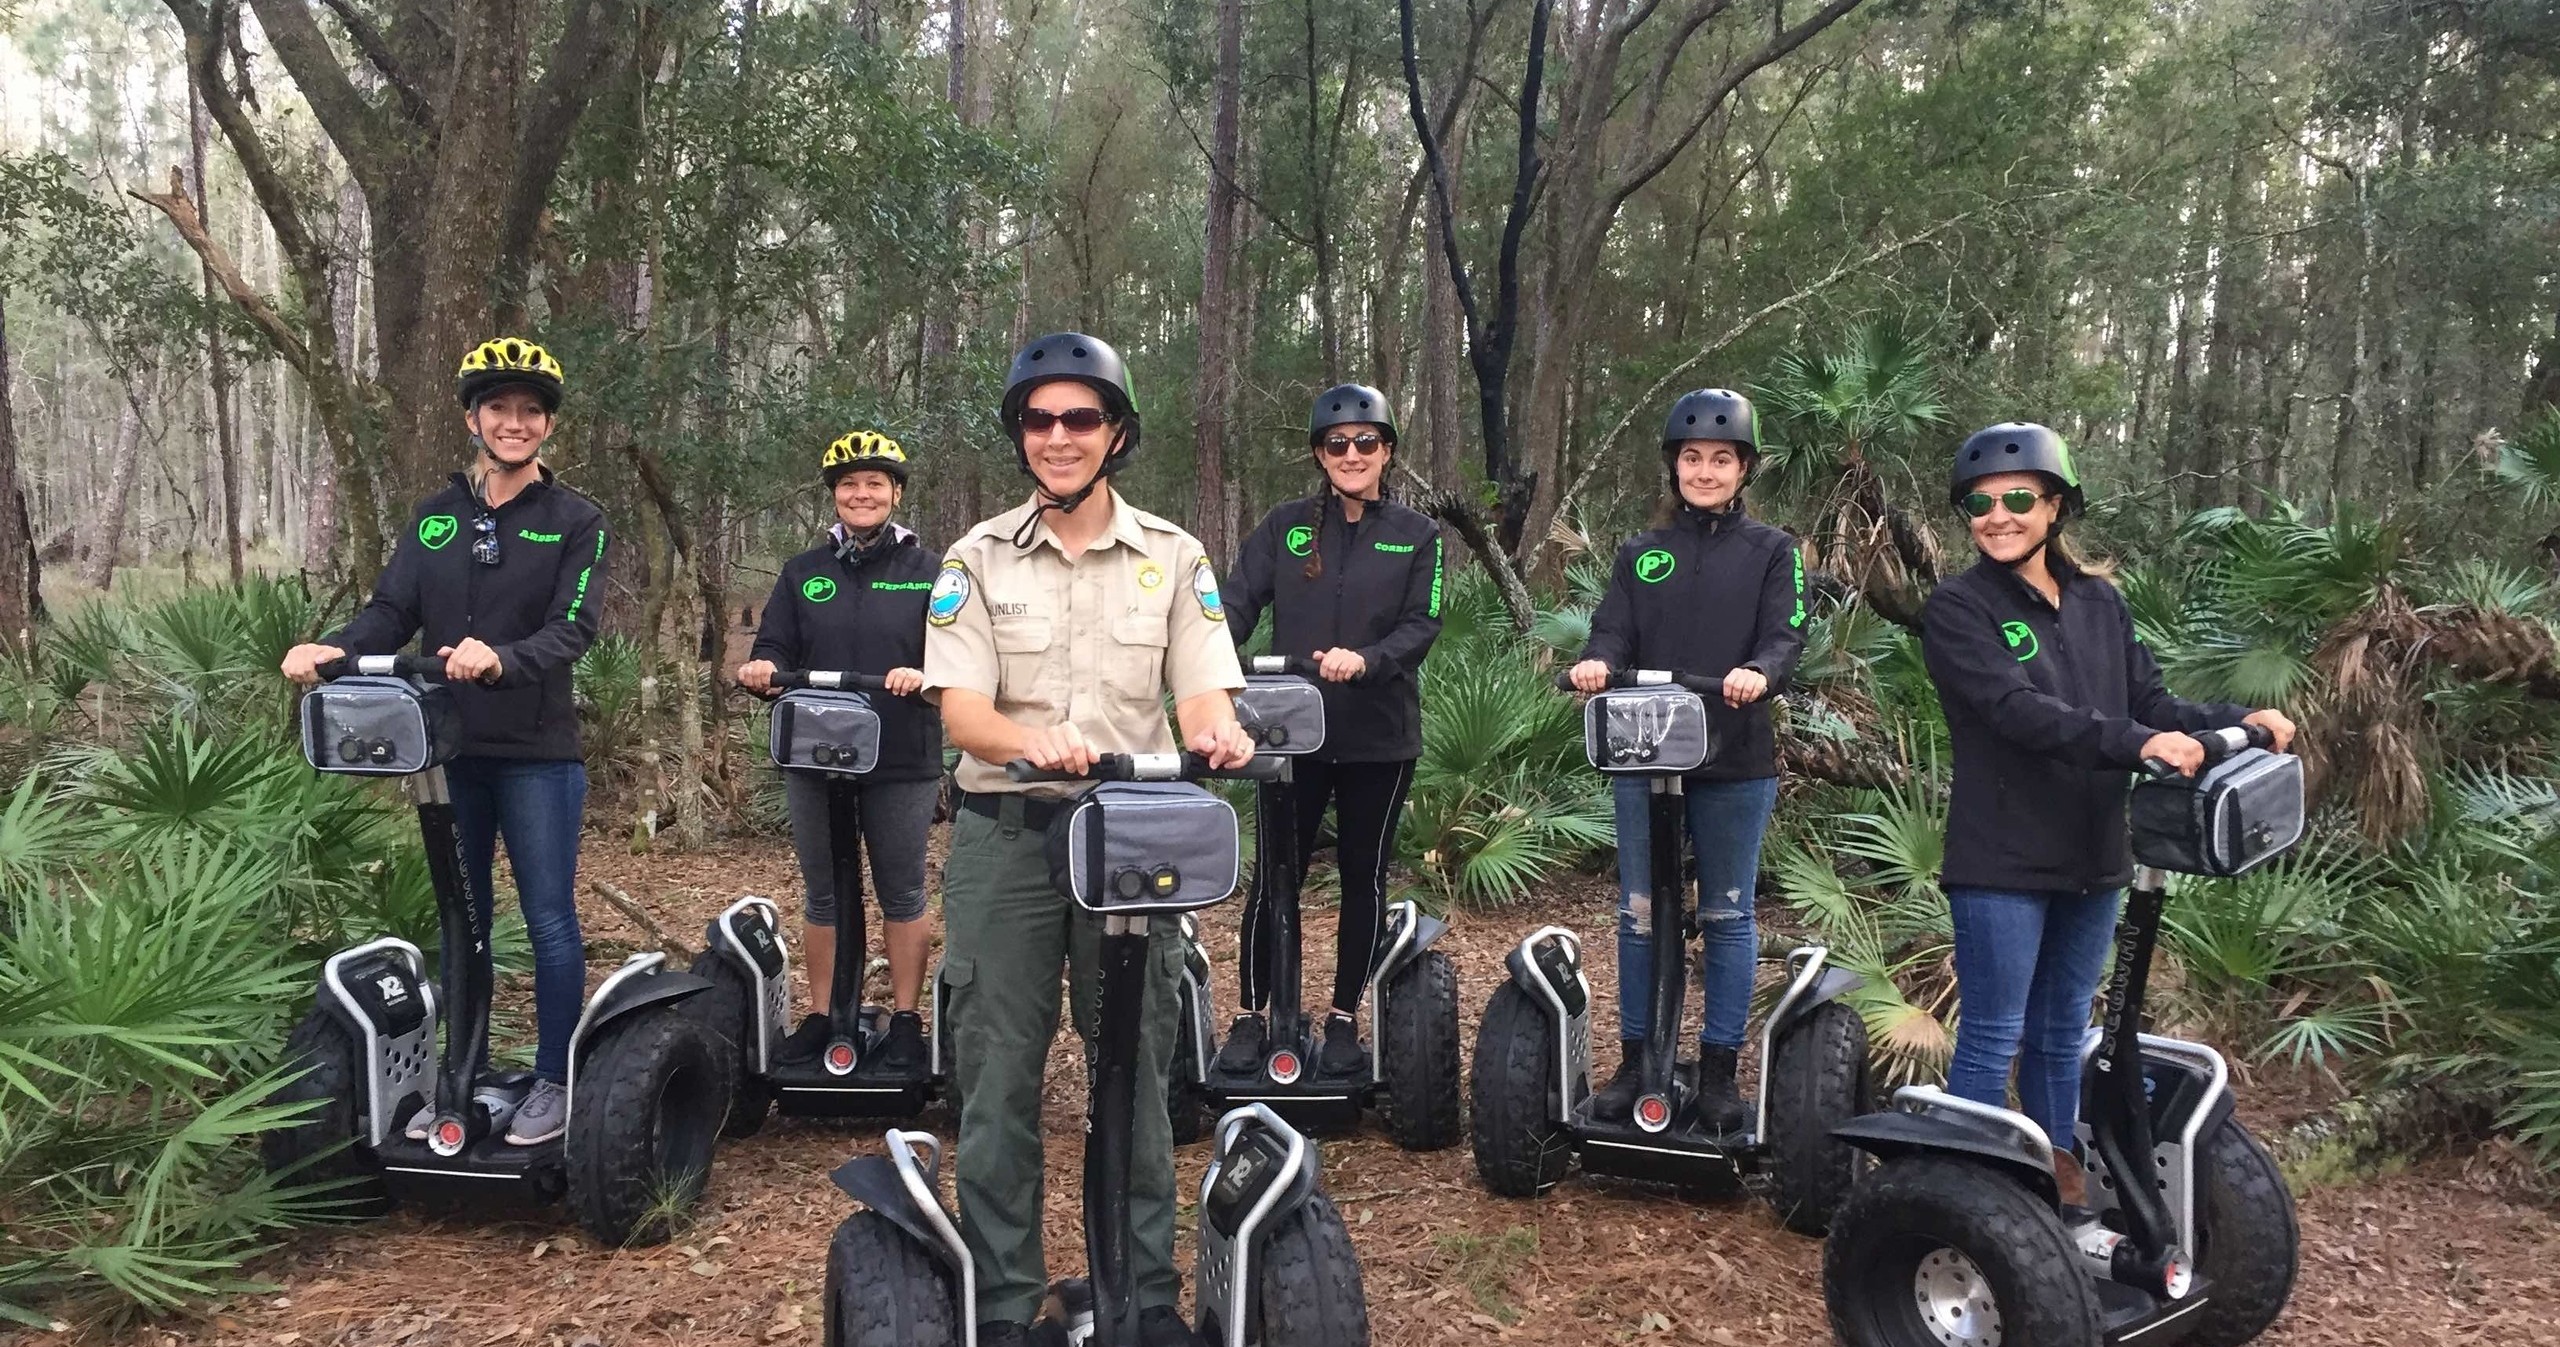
left=1238, top=757, right=1417, bottom=1016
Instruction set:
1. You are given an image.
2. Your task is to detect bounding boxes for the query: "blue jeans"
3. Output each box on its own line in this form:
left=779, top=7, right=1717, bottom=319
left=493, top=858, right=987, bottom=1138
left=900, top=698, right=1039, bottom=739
left=1945, top=885, right=2122, bottom=1150
left=446, top=757, right=589, bottom=1082
left=1613, top=774, right=1777, bottom=1049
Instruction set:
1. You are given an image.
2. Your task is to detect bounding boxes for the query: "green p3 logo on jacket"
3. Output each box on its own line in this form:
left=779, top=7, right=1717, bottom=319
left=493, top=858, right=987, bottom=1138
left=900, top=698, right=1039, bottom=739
left=802, top=576, right=838, bottom=603
left=1635, top=549, right=1676, bottom=583
left=2002, top=620, right=2039, bottom=662
left=417, top=515, right=459, bottom=550
left=1285, top=525, right=1315, bottom=557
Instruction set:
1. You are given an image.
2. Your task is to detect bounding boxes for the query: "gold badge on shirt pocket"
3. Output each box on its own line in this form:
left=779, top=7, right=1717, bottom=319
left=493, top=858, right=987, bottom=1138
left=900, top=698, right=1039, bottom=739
left=1137, top=560, right=1166, bottom=591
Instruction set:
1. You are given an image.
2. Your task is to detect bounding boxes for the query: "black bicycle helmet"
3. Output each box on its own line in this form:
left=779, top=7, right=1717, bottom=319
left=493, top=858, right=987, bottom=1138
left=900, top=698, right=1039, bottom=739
left=1950, top=421, right=2083, bottom=516
left=1308, top=383, right=1398, bottom=447
left=1661, top=388, right=1758, bottom=482
left=999, top=333, right=1140, bottom=470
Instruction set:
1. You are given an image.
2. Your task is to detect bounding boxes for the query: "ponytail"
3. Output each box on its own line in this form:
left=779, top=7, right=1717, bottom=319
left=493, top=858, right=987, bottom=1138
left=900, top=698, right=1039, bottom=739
left=1301, top=490, right=1330, bottom=581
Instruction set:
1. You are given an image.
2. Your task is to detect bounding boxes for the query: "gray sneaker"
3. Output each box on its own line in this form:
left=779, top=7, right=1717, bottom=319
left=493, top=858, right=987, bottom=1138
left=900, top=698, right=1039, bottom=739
left=506, top=1079, right=568, bottom=1145
left=403, top=1103, right=435, bottom=1141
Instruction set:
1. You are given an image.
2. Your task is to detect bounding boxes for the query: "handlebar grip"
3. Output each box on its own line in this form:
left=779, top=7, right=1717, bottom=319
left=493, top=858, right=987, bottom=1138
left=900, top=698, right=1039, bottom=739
left=773, top=669, right=890, bottom=692
left=2141, top=757, right=2179, bottom=779
left=1004, top=751, right=1286, bottom=784
left=1553, top=670, right=1582, bottom=692
left=1251, top=655, right=1313, bottom=676
left=1006, top=758, right=1082, bottom=783
left=1556, top=667, right=1719, bottom=693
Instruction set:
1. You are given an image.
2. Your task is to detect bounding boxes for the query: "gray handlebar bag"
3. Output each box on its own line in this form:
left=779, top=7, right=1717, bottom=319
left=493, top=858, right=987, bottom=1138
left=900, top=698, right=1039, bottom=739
left=2130, top=747, right=2305, bottom=877
left=770, top=690, right=883, bottom=775
left=1234, top=675, right=1327, bottom=756
left=1045, top=782, right=1242, bottom=914
left=300, top=676, right=460, bottom=777
left=1583, top=686, right=1713, bottom=775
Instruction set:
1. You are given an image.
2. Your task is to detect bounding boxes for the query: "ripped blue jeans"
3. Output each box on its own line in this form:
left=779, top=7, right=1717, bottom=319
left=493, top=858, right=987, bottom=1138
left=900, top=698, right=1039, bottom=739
left=1612, top=774, right=1778, bottom=1049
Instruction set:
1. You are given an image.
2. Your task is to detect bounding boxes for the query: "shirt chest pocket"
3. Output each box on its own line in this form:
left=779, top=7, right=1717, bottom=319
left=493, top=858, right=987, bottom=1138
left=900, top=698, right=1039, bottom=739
left=1107, top=594, right=1172, bottom=698
left=991, top=615, right=1057, bottom=707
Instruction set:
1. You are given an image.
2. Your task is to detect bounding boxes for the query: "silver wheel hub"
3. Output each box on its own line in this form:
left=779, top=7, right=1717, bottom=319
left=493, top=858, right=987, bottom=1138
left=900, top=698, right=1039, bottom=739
left=1912, top=1247, right=2001, bottom=1347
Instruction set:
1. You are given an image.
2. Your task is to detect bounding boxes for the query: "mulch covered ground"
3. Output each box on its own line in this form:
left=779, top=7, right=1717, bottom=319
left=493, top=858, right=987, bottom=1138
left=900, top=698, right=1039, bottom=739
left=99, top=836, right=2560, bottom=1346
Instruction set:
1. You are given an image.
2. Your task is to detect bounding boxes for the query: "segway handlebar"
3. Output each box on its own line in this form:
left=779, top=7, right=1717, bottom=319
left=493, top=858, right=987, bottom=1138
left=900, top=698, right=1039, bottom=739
left=2140, top=722, right=2274, bottom=779
left=1250, top=653, right=1373, bottom=684
left=316, top=653, right=449, bottom=682
left=767, top=668, right=891, bottom=693
left=1004, top=752, right=1285, bottom=784
left=1552, top=666, right=1722, bottom=694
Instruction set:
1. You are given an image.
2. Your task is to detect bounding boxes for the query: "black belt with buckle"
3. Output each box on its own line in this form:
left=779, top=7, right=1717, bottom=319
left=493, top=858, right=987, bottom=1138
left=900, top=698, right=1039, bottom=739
left=958, top=789, right=1065, bottom=831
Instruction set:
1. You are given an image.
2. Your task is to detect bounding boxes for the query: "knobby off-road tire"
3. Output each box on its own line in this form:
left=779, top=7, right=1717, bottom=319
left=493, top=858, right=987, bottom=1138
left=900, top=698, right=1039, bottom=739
left=1824, top=1155, right=2103, bottom=1347
left=1468, top=981, right=1573, bottom=1197
left=1254, top=1192, right=1370, bottom=1347
left=1377, top=950, right=1463, bottom=1152
left=685, top=950, right=775, bottom=1139
left=827, top=1211, right=962, bottom=1347
left=565, top=1001, right=725, bottom=1247
left=2186, top=1118, right=2299, bottom=1347
left=1766, top=999, right=1873, bottom=1236
left=260, top=1008, right=391, bottom=1216
left=1170, top=1006, right=1210, bottom=1146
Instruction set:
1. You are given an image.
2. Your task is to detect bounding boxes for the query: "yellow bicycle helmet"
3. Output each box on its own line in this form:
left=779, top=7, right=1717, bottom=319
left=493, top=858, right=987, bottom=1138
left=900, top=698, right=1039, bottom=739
left=456, top=337, right=566, bottom=411
left=822, top=430, right=910, bottom=487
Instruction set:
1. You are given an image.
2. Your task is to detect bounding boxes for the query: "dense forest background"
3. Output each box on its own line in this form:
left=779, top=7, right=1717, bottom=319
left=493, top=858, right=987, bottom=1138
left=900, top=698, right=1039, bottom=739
left=3, top=0, right=2559, bottom=1328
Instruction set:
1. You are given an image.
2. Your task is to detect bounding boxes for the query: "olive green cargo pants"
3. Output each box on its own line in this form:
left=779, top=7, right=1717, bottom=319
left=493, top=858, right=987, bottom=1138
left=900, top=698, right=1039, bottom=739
left=940, top=796, right=1186, bottom=1326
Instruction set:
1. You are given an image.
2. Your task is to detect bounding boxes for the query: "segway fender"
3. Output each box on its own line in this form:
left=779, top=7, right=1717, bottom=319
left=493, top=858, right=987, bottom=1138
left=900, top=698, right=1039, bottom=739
left=581, top=966, right=713, bottom=1040
left=831, top=1154, right=950, bottom=1261
left=1831, top=1108, right=2059, bottom=1205
left=1769, top=964, right=1862, bottom=1038
left=1372, top=900, right=1450, bottom=986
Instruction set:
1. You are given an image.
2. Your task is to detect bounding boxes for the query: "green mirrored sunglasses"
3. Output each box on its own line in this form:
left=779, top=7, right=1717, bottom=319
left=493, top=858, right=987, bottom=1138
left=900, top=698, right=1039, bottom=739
left=1961, top=488, right=2052, bottom=519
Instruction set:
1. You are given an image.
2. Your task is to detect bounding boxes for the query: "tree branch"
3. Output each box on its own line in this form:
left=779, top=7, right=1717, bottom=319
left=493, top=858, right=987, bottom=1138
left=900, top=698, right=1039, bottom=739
left=495, top=0, right=634, bottom=319
left=243, top=0, right=394, bottom=197
left=1399, top=0, right=1489, bottom=358
left=130, top=170, right=315, bottom=375
left=1602, top=0, right=1863, bottom=216
left=315, top=0, right=436, bottom=125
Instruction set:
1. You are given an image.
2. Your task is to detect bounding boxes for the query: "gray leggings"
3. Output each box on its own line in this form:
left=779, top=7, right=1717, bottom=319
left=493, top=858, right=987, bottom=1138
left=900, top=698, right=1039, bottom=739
left=784, top=772, right=939, bottom=925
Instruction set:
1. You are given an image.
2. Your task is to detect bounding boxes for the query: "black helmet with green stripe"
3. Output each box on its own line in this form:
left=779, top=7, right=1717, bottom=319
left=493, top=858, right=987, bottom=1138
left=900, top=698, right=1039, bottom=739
left=1950, top=422, right=2083, bottom=517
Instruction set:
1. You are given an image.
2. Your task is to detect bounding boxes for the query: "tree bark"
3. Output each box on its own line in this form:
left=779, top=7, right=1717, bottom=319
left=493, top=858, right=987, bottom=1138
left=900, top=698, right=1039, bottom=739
left=190, top=89, right=246, bottom=582
left=0, top=291, right=40, bottom=645
left=86, top=390, right=149, bottom=591
left=1191, top=0, right=1245, bottom=565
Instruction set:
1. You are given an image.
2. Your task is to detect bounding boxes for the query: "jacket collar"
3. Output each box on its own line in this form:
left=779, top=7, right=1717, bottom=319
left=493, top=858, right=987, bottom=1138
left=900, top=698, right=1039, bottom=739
left=1974, top=549, right=2082, bottom=609
left=450, top=464, right=555, bottom=511
left=1673, top=497, right=1748, bottom=536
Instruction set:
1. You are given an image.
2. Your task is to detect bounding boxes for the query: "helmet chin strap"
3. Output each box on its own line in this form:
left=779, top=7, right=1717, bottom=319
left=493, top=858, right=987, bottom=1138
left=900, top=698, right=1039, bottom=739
left=1010, top=437, right=1123, bottom=549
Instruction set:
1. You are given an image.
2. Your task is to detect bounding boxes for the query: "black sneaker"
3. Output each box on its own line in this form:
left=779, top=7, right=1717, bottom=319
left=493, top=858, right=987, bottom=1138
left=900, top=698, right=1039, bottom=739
left=1318, top=1012, right=1367, bottom=1076
left=1139, top=1306, right=1208, bottom=1347
left=876, top=1010, right=928, bottom=1074
left=1588, top=1043, right=1644, bottom=1121
left=1214, top=1013, right=1267, bottom=1074
left=776, top=1013, right=831, bottom=1063
left=1696, top=1044, right=1749, bottom=1134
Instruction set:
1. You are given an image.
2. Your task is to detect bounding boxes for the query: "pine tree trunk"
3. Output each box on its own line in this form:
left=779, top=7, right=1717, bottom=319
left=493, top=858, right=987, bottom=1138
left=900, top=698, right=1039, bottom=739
left=85, top=392, right=148, bottom=592
left=0, top=292, right=41, bottom=644
left=190, top=91, right=246, bottom=582
left=1191, top=0, right=1245, bottom=564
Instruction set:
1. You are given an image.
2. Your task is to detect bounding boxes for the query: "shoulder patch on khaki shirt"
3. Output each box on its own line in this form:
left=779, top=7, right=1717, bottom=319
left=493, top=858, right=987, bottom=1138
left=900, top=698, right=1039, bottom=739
left=1190, top=556, right=1225, bottom=622
left=927, top=559, right=972, bottom=626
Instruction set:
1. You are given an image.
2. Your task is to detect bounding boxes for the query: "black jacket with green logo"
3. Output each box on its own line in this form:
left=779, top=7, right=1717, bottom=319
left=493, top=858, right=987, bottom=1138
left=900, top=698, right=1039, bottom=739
left=1580, top=501, right=1805, bottom=782
left=750, top=526, right=942, bottom=782
left=331, top=469, right=608, bottom=761
left=1225, top=493, right=1444, bottom=762
left=1922, top=555, right=2251, bottom=894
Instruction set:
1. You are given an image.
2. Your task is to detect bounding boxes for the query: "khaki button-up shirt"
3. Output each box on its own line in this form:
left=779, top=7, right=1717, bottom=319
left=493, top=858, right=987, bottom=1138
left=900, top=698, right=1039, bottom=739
left=922, top=490, right=1246, bottom=796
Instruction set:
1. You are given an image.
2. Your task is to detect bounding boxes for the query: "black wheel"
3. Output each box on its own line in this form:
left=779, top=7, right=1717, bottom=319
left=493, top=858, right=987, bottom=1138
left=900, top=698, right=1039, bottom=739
left=564, top=998, right=727, bottom=1247
left=1170, top=1005, right=1210, bottom=1146
left=2184, top=1118, right=2298, bottom=1346
left=1766, top=999, right=1872, bottom=1235
left=1824, top=1155, right=2102, bottom=1347
left=826, top=1210, right=961, bottom=1347
left=685, top=950, right=774, bottom=1139
left=1377, top=950, right=1462, bottom=1152
left=1467, top=981, right=1573, bottom=1197
left=259, top=1007, right=390, bottom=1216
left=1253, top=1192, right=1370, bottom=1347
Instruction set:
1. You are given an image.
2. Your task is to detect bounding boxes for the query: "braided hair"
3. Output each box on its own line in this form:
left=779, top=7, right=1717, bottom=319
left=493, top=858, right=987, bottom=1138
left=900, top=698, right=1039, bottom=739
left=1301, top=489, right=1331, bottom=581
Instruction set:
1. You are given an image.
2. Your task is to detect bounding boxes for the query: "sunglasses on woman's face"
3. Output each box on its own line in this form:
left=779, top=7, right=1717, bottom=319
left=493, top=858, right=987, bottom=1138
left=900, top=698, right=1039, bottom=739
left=1321, top=432, right=1385, bottom=458
left=1019, top=407, right=1115, bottom=435
left=1961, top=489, right=2052, bottom=520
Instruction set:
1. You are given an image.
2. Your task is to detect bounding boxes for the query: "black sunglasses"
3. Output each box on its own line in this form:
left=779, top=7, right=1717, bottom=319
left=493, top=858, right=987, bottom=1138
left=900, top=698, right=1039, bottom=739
left=1018, top=407, right=1116, bottom=435
left=1960, top=489, right=2053, bottom=520
left=1320, top=432, right=1386, bottom=458
left=471, top=511, right=502, bottom=566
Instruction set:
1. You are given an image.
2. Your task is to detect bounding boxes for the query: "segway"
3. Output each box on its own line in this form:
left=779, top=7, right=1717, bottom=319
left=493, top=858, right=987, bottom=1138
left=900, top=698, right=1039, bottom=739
left=694, top=669, right=944, bottom=1133
left=1469, top=667, right=1872, bottom=1235
left=1823, top=723, right=2302, bottom=1347
left=824, top=751, right=1372, bottom=1347
left=261, top=654, right=728, bottom=1246
left=1167, top=654, right=1462, bottom=1150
